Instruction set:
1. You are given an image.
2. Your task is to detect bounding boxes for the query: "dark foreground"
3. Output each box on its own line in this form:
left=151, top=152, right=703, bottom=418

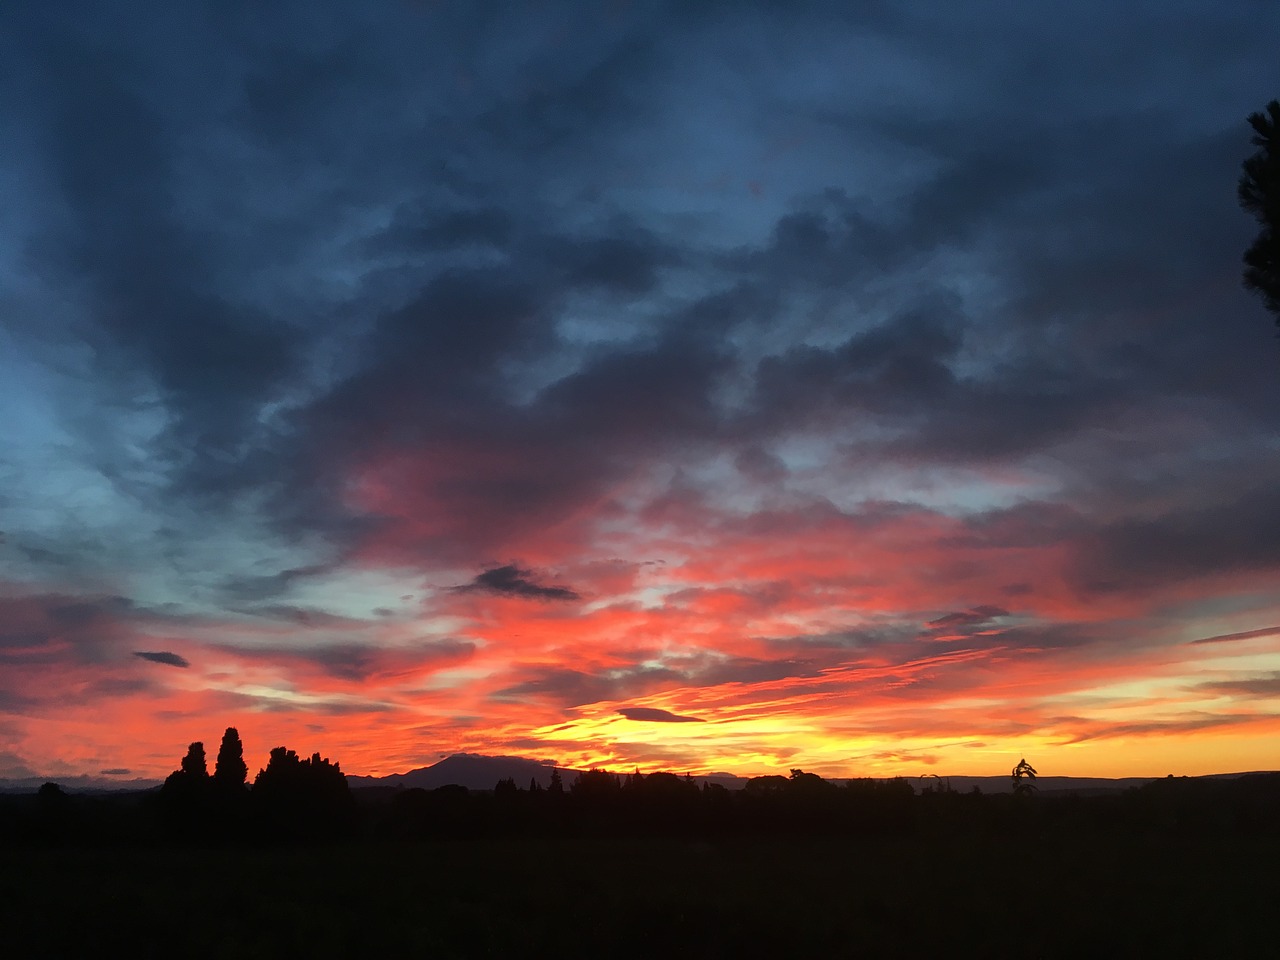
left=3, top=830, right=1276, bottom=958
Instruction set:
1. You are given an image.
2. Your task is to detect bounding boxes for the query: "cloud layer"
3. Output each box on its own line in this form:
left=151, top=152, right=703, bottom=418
left=1, top=0, right=1278, bottom=780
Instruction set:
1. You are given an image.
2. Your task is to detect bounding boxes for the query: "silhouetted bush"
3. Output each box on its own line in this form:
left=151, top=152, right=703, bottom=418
left=252, top=746, right=356, bottom=841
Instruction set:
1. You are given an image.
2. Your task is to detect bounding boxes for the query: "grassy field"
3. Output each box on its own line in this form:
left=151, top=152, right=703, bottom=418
left=3, top=831, right=1276, bottom=957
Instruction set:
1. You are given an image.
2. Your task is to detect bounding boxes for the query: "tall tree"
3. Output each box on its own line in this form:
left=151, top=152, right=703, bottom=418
left=180, top=741, right=208, bottom=779
left=214, top=726, right=248, bottom=788
left=1239, top=99, right=1280, bottom=327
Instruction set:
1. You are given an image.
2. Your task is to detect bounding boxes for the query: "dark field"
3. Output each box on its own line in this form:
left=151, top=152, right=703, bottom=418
left=4, top=831, right=1276, bottom=958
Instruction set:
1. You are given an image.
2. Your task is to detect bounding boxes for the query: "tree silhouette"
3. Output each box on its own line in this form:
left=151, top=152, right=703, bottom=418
left=213, top=727, right=248, bottom=790
left=1239, top=99, right=1280, bottom=327
left=788, top=769, right=833, bottom=793
left=159, top=740, right=213, bottom=836
left=570, top=768, right=621, bottom=800
left=180, top=741, right=208, bottom=779
left=37, top=781, right=68, bottom=804
left=252, top=746, right=354, bottom=840
left=1011, top=757, right=1038, bottom=796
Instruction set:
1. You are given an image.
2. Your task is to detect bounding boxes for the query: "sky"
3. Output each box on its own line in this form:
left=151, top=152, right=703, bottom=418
left=2, top=0, right=1279, bottom=784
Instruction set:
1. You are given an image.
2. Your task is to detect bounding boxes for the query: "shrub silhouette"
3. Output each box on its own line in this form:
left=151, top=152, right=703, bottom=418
left=252, top=746, right=355, bottom=840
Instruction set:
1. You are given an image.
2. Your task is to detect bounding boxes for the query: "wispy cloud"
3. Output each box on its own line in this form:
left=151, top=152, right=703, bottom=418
left=618, top=707, right=706, bottom=723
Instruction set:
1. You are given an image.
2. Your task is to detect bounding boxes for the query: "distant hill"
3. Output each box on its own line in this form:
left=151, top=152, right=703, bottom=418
left=346, top=753, right=569, bottom=792
left=0, top=775, right=162, bottom=795
left=346, top=754, right=751, bottom=792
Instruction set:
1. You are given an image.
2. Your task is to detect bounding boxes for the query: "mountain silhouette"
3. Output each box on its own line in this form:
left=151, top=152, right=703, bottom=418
left=344, top=753, right=754, bottom=791
left=345, top=753, right=571, bottom=791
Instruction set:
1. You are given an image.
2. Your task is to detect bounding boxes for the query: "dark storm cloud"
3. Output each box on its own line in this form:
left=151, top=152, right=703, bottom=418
left=714, top=176, right=1142, bottom=459
left=547, top=225, right=683, bottom=296
left=3, top=0, right=1279, bottom=701
left=1072, top=486, right=1280, bottom=595
left=11, top=12, right=298, bottom=465
left=371, top=270, right=550, bottom=388
left=133, top=651, right=190, bottom=669
left=537, top=332, right=731, bottom=443
left=239, top=35, right=376, bottom=143
left=2, top=3, right=750, bottom=569
left=751, top=307, right=963, bottom=421
left=366, top=205, right=514, bottom=255
left=739, top=244, right=1137, bottom=465
left=617, top=707, right=706, bottom=723
left=459, top=565, right=580, bottom=602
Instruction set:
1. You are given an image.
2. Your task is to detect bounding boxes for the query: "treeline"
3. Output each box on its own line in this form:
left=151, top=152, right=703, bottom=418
left=156, top=727, right=355, bottom=842
left=370, top=768, right=1280, bottom=842
left=1, top=727, right=355, bottom=847
left=375, top=768, right=917, bottom=841
left=5, top=734, right=1279, bottom=848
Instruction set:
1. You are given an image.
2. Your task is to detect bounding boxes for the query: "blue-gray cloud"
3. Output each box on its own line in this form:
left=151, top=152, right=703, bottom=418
left=0, top=0, right=1277, bottom=721
left=133, top=651, right=190, bottom=669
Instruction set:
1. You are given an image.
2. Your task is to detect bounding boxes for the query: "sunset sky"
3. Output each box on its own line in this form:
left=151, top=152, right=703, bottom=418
left=3, top=0, right=1279, bottom=785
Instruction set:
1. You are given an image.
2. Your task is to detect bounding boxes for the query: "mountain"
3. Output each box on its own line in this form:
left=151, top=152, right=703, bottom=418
left=346, top=753, right=569, bottom=791
left=346, top=754, right=752, bottom=792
